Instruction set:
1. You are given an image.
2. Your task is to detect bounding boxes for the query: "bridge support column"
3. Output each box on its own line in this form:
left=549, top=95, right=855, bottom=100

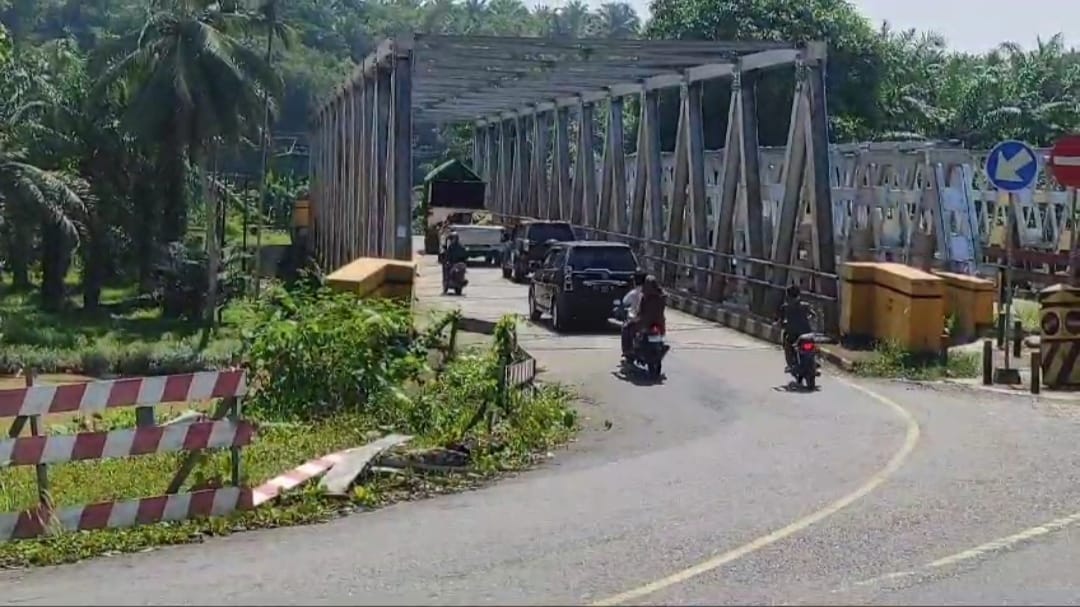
left=553, top=107, right=572, bottom=221
left=576, top=101, right=597, bottom=230
left=389, top=48, right=413, bottom=261
left=600, top=97, right=627, bottom=236
left=664, top=85, right=690, bottom=284
left=740, top=70, right=766, bottom=314
left=530, top=110, right=550, bottom=219
left=499, top=119, right=512, bottom=218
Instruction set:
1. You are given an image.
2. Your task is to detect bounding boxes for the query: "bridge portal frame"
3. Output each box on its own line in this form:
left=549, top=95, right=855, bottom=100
left=309, top=34, right=838, bottom=332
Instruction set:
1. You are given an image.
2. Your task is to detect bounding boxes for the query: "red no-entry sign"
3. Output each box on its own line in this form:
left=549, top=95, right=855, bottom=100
left=1049, top=135, right=1080, bottom=187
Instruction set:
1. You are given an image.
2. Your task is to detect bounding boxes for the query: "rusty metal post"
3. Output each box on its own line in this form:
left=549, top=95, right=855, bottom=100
left=1030, top=350, right=1041, bottom=394
left=982, top=339, right=993, bottom=385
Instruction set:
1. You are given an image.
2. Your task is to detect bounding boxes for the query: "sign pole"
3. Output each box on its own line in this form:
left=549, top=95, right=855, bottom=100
left=1003, top=192, right=1015, bottom=370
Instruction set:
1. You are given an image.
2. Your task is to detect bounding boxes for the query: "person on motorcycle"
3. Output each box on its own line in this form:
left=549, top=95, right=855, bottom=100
left=440, top=231, right=468, bottom=292
left=636, top=275, right=667, bottom=340
left=777, top=284, right=813, bottom=372
left=620, top=271, right=648, bottom=359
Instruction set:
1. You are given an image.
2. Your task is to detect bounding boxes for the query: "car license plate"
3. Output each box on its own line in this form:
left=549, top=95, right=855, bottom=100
left=599, top=285, right=611, bottom=293
left=647, top=335, right=663, bottom=343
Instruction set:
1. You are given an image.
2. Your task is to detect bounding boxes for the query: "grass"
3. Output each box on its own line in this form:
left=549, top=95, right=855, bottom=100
left=1008, top=298, right=1040, bottom=334
left=0, top=286, right=244, bottom=376
left=0, top=353, right=577, bottom=569
left=851, top=340, right=981, bottom=380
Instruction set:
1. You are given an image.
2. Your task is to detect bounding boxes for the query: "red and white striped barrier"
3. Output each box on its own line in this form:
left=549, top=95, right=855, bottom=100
left=0, top=420, right=255, bottom=466
left=1, top=370, right=256, bottom=541
left=250, top=451, right=352, bottom=507
left=0, top=370, right=247, bottom=418
left=0, top=487, right=253, bottom=540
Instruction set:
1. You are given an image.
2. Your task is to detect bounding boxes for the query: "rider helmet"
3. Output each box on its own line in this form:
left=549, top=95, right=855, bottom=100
left=786, top=284, right=801, bottom=300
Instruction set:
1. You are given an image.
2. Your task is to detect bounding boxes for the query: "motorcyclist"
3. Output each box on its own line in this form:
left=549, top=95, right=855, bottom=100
left=636, top=275, right=667, bottom=340
left=777, top=284, right=813, bottom=372
left=440, top=231, right=468, bottom=292
left=620, top=271, right=648, bottom=359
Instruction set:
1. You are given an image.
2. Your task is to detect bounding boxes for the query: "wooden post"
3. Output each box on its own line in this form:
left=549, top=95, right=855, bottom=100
left=1012, top=319, right=1023, bottom=359
left=18, top=371, right=52, bottom=524
left=982, top=339, right=993, bottom=385
left=1030, top=350, right=1041, bottom=394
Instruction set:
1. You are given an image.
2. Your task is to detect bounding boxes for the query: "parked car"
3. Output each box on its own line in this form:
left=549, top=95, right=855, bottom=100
left=500, top=220, right=576, bottom=282
left=528, top=241, right=640, bottom=331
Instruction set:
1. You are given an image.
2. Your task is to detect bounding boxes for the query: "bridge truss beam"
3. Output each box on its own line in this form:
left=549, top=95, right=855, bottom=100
left=309, top=35, right=839, bottom=333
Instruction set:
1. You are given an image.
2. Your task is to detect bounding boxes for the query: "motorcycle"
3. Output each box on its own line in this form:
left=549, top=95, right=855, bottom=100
left=788, top=332, right=822, bottom=390
left=613, top=301, right=670, bottom=379
left=442, top=261, right=468, bottom=295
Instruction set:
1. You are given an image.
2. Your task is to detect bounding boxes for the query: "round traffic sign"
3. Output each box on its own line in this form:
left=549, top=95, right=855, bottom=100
left=1050, top=135, right=1080, bottom=187
left=985, top=140, right=1039, bottom=191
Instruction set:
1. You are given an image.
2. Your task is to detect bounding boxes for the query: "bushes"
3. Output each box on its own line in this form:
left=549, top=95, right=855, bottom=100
left=242, top=286, right=428, bottom=420
left=241, top=285, right=576, bottom=463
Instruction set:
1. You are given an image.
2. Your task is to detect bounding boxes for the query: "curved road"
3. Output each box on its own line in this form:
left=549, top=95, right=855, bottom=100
left=4, top=257, right=1080, bottom=605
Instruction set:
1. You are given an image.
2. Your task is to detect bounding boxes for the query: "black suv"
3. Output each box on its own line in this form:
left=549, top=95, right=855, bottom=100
left=500, top=220, right=576, bottom=282
left=528, top=241, right=640, bottom=331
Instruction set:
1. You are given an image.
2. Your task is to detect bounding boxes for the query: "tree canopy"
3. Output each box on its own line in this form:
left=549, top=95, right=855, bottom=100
left=1, top=0, right=1078, bottom=320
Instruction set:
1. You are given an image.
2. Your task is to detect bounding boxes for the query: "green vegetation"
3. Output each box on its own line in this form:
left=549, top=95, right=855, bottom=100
left=0, top=288, right=575, bottom=568
left=852, top=340, right=981, bottom=381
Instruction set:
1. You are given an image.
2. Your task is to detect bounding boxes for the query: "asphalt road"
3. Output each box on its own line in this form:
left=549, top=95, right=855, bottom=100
left=4, top=253, right=1080, bottom=605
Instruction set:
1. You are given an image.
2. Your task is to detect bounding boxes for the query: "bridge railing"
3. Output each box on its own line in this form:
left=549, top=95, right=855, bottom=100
left=492, top=213, right=839, bottom=337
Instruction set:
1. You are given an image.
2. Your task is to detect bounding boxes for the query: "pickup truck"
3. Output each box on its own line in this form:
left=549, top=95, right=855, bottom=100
left=445, top=224, right=505, bottom=266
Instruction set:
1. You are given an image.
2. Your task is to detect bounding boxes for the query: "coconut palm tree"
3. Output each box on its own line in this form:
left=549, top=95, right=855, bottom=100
left=595, top=2, right=639, bottom=39
left=95, top=0, right=281, bottom=330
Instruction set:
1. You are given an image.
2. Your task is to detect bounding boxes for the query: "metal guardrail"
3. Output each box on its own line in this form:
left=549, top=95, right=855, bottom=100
left=492, top=213, right=840, bottom=336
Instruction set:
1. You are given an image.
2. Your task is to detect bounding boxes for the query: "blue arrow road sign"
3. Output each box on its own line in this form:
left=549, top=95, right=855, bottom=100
left=985, top=139, right=1039, bottom=191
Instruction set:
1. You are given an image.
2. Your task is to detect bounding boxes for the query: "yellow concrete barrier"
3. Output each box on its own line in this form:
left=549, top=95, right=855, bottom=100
left=839, top=262, right=877, bottom=338
left=326, top=257, right=416, bottom=302
left=840, top=262, right=945, bottom=354
left=932, top=271, right=996, bottom=339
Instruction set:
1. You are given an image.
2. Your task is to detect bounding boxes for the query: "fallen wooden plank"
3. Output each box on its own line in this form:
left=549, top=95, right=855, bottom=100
left=318, top=433, right=413, bottom=496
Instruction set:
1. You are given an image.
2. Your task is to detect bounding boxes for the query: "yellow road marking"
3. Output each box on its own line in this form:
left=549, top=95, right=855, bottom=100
left=589, top=377, right=921, bottom=606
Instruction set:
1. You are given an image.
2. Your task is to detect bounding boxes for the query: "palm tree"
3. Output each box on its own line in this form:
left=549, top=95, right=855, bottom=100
left=461, top=0, right=489, bottom=34
left=595, top=2, right=639, bottom=39
left=96, top=0, right=281, bottom=330
left=0, top=141, right=85, bottom=297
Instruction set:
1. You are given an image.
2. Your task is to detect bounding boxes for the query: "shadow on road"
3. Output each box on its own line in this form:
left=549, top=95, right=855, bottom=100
left=527, top=318, right=623, bottom=337
left=611, top=367, right=666, bottom=387
left=773, top=381, right=820, bottom=393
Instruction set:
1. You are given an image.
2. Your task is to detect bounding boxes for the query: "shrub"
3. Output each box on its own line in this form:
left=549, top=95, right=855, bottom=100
left=241, top=286, right=428, bottom=421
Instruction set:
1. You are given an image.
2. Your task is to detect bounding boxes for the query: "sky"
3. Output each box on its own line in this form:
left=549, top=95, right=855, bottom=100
left=543, top=0, right=1080, bottom=54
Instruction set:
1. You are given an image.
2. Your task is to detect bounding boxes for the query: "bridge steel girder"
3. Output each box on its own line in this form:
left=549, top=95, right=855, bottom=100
left=309, top=35, right=839, bottom=335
